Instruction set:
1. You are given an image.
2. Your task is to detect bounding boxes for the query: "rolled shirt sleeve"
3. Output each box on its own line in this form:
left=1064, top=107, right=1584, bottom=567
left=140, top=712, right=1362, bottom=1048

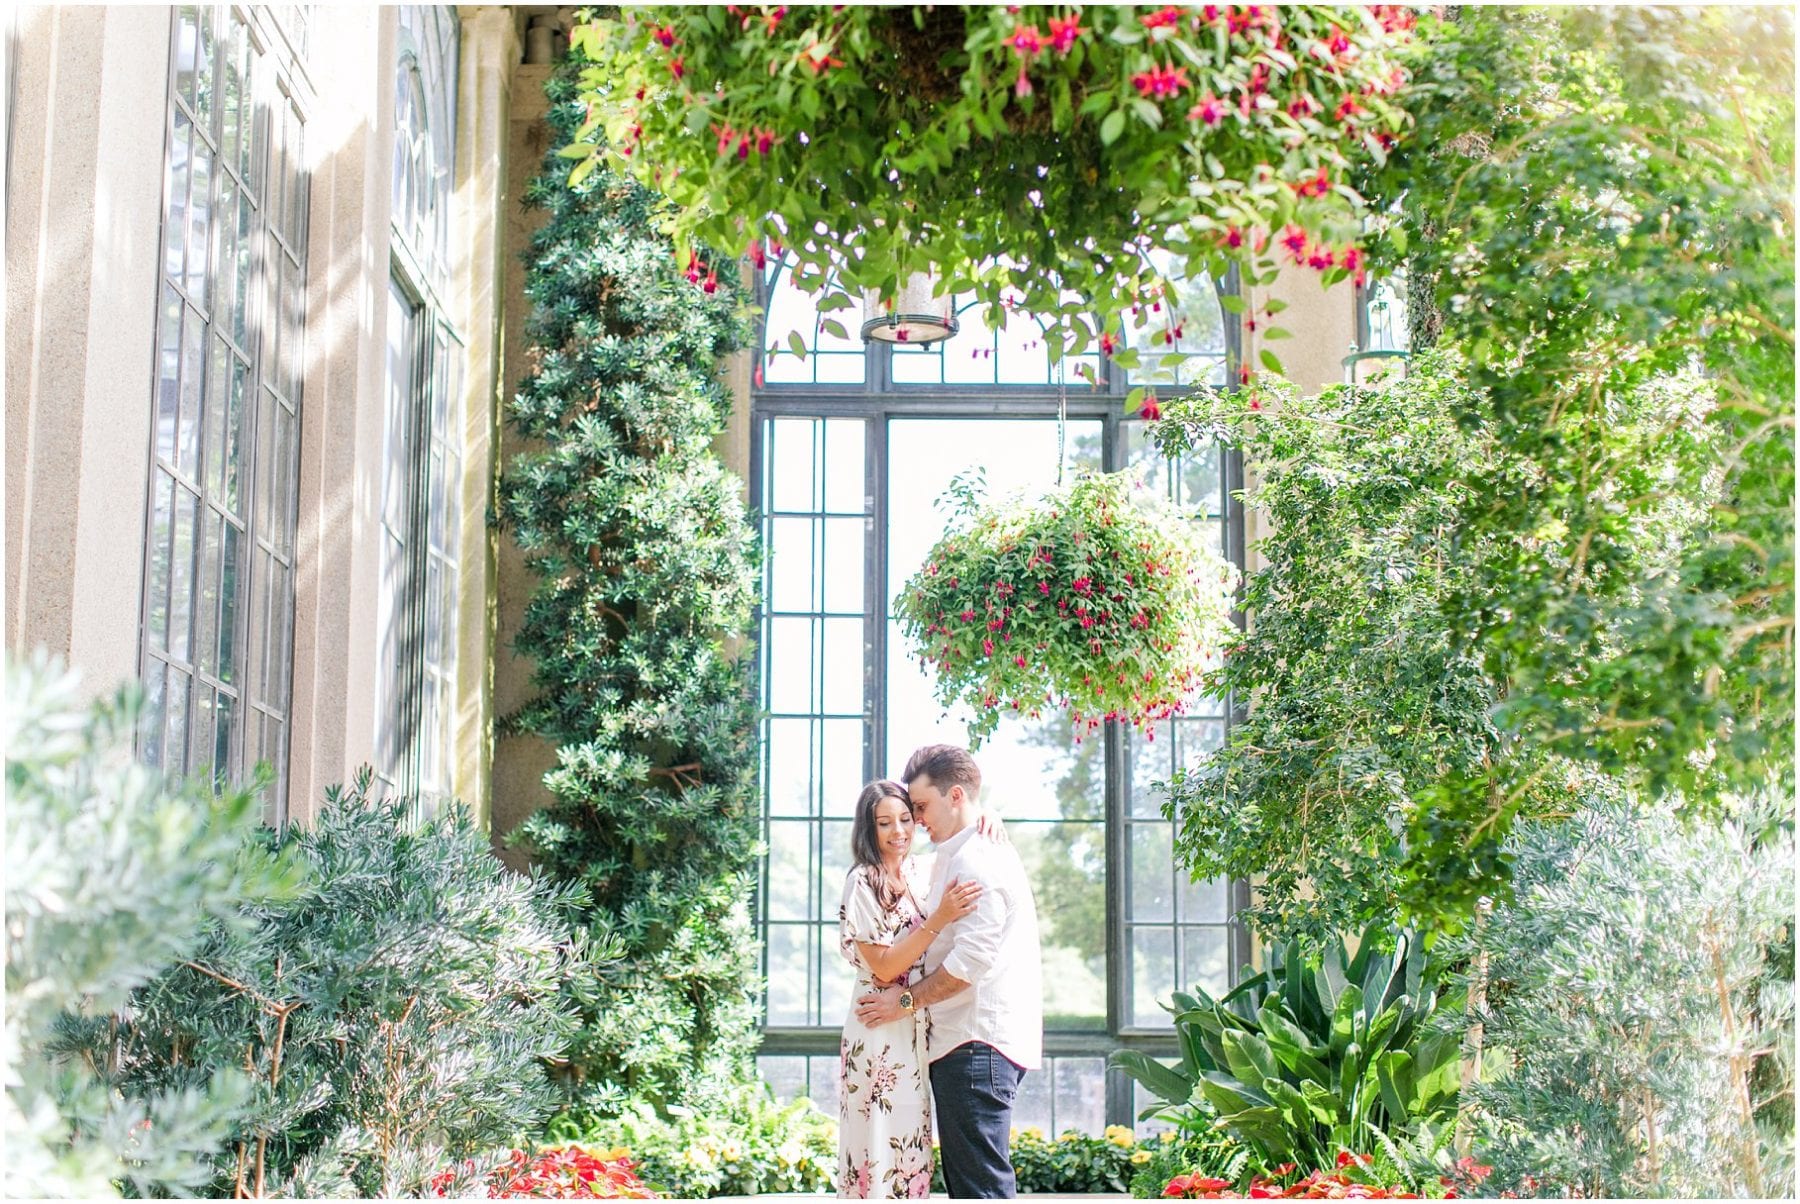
left=938, top=872, right=1010, bottom=985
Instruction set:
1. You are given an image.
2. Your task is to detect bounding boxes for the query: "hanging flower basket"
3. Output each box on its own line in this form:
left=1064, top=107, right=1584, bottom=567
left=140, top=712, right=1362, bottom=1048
left=895, top=472, right=1238, bottom=744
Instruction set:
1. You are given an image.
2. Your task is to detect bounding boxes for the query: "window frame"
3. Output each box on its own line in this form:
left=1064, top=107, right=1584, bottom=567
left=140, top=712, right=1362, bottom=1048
left=749, top=273, right=1252, bottom=1129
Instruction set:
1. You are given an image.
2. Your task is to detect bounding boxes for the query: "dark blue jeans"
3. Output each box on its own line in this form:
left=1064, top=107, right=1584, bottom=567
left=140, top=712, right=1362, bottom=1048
left=930, top=1042, right=1026, bottom=1199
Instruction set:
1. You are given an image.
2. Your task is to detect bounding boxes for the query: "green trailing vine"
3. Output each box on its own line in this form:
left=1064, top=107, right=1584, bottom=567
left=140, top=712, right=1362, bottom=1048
left=499, top=58, right=764, bottom=1115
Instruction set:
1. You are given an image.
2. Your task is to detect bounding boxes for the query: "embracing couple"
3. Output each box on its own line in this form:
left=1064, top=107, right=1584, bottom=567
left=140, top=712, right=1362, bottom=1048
left=835, top=744, right=1043, bottom=1200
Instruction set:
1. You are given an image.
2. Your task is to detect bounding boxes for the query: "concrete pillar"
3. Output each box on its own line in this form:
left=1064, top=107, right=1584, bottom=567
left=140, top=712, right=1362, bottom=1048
left=490, top=59, right=558, bottom=860
left=452, top=5, right=520, bottom=829
left=286, top=5, right=393, bottom=821
left=5, top=6, right=170, bottom=698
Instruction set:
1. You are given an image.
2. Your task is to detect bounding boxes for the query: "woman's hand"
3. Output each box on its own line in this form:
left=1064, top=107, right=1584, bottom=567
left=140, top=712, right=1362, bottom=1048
left=928, top=878, right=982, bottom=932
left=974, top=810, right=1011, bottom=846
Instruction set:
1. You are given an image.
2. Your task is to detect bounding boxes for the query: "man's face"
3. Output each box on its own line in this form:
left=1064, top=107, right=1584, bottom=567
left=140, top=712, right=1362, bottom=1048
left=906, top=776, right=956, bottom=843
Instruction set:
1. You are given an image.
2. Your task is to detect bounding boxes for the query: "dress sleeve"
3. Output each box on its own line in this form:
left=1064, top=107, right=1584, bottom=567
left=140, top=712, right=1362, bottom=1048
left=838, top=868, right=890, bottom=969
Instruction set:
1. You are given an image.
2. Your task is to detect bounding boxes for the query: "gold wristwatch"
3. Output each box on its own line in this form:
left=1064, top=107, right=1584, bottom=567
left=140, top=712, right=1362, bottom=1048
left=899, top=989, right=916, bottom=1013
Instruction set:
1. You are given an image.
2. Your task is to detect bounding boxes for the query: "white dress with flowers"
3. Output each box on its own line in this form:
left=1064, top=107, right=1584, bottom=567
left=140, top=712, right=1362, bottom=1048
left=836, top=861, right=935, bottom=1200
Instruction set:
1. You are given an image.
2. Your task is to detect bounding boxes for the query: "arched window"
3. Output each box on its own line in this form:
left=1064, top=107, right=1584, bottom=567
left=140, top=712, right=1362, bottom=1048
left=376, top=5, right=462, bottom=811
left=751, top=260, right=1249, bottom=1134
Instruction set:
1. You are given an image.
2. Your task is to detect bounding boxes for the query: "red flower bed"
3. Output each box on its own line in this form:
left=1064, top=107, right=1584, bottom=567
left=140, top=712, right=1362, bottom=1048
left=430, top=1146, right=658, bottom=1199
left=1163, top=1153, right=1494, bottom=1200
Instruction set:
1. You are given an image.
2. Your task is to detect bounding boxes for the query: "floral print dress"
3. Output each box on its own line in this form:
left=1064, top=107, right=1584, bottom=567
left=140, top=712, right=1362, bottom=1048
left=836, top=860, right=934, bottom=1199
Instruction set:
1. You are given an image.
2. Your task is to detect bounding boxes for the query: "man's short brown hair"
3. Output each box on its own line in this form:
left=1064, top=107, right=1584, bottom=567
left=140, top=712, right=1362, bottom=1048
left=901, top=744, right=982, bottom=795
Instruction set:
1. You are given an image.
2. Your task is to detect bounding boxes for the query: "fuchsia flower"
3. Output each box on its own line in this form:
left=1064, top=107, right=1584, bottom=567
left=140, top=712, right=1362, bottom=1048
left=1220, top=226, right=1246, bottom=250
left=1293, top=165, right=1332, bottom=198
left=1335, top=93, right=1365, bottom=122
left=764, top=5, right=788, bottom=33
left=1279, top=223, right=1309, bottom=260
left=652, top=24, right=677, bottom=48
left=1047, top=14, right=1086, bottom=52
left=669, top=55, right=686, bottom=79
left=1131, top=65, right=1190, bottom=99
left=1139, top=396, right=1162, bottom=422
left=1188, top=92, right=1228, bottom=125
left=1006, top=24, right=1045, bottom=57
left=983, top=638, right=995, bottom=656
left=1141, top=5, right=1185, bottom=30
left=1100, top=331, right=1120, bottom=355
left=1306, top=246, right=1335, bottom=271
left=1288, top=93, right=1322, bottom=119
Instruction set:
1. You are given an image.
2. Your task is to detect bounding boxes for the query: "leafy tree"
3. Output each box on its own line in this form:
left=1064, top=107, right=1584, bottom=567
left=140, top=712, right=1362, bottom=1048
left=499, top=57, right=764, bottom=1115
left=1448, top=801, right=1794, bottom=1198
left=65, top=774, right=592, bottom=1198
left=1367, top=7, right=1794, bottom=836
left=4, top=654, right=298, bottom=1198
left=1158, top=355, right=1721, bottom=932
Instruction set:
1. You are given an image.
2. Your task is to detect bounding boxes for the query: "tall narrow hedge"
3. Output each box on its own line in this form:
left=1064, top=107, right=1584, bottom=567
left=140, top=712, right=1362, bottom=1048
left=499, top=59, right=762, bottom=1115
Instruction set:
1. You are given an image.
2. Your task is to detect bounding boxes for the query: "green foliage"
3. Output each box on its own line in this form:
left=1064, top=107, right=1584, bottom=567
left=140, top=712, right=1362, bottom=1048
left=59, top=770, right=591, bottom=1198
left=1370, top=7, right=1794, bottom=823
left=1113, top=926, right=1459, bottom=1175
left=4, top=654, right=299, bottom=1198
left=546, top=1087, right=836, bottom=1198
left=1157, top=356, right=1724, bottom=930
left=499, top=53, right=764, bottom=1115
left=894, top=471, right=1237, bottom=744
left=1127, top=1129, right=1249, bottom=1198
left=570, top=5, right=1417, bottom=370
left=1449, top=801, right=1795, bottom=1199
left=999, top=1126, right=1146, bottom=1194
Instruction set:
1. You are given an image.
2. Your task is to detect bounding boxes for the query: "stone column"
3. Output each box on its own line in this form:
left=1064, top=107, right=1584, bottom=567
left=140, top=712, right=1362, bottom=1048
left=452, top=5, right=520, bottom=829
left=286, top=5, right=394, bottom=822
left=5, top=6, right=169, bottom=698
left=490, top=58, right=558, bottom=861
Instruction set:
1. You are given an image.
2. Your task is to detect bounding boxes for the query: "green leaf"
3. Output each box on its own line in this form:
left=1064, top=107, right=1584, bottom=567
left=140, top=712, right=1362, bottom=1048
left=1099, top=109, right=1127, bottom=147
left=1259, top=348, right=1284, bottom=375
left=1218, top=292, right=1248, bottom=314
left=1108, top=1050, right=1194, bottom=1107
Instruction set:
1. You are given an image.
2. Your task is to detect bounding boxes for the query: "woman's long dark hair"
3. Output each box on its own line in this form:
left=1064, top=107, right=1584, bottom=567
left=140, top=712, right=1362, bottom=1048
left=850, top=779, right=913, bottom=911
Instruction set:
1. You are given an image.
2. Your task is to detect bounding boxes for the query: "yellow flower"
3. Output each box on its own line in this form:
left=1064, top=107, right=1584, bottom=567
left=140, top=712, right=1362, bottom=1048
left=1017, top=1125, right=1046, bottom=1142
left=1058, top=1131, right=1080, bottom=1143
left=722, top=1141, right=742, bottom=1163
left=1159, top=1130, right=1179, bottom=1144
left=1103, top=1124, right=1137, bottom=1148
left=1131, top=1150, right=1153, bottom=1165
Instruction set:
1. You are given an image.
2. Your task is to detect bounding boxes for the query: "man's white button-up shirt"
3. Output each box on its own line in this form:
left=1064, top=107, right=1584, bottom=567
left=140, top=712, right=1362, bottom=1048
left=921, top=823, right=1043, bottom=1071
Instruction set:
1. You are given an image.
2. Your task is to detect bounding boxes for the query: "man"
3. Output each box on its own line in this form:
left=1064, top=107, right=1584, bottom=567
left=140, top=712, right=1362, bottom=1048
left=854, top=744, right=1043, bottom=1199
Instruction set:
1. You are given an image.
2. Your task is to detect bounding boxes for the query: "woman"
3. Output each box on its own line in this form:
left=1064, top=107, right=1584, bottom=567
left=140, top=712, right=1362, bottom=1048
left=836, top=780, right=984, bottom=1199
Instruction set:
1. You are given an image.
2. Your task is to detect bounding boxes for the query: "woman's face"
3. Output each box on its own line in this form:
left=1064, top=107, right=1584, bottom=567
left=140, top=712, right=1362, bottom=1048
left=872, top=796, right=916, bottom=861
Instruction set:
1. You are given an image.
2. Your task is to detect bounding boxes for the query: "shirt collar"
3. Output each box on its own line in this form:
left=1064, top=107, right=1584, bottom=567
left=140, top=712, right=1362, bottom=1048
left=932, top=823, right=978, bottom=860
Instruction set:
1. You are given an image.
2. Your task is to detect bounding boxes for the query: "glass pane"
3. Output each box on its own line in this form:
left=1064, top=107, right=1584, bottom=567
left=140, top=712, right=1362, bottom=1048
left=192, top=685, right=216, bottom=784
left=213, top=689, right=234, bottom=790
left=765, top=924, right=809, bottom=1025
left=769, top=418, right=818, bottom=513
left=1015, top=822, right=1106, bottom=1030
left=821, top=516, right=864, bottom=614
left=1181, top=926, right=1231, bottom=997
left=164, top=670, right=191, bottom=777
left=817, top=819, right=854, bottom=929
left=186, top=142, right=212, bottom=309
left=217, top=522, right=239, bottom=683
left=1129, top=723, right=1175, bottom=819
left=156, top=288, right=181, bottom=465
left=169, top=485, right=198, bottom=663
left=195, top=508, right=220, bottom=675
left=268, top=558, right=292, bottom=704
left=820, top=617, right=862, bottom=715
left=758, top=1056, right=807, bottom=1104
left=766, top=616, right=814, bottom=714
left=823, top=418, right=865, bottom=513
left=819, top=717, right=864, bottom=817
left=766, top=717, right=811, bottom=816
left=1133, top=1079, right=1178, bottom=1136
left=1125, top=266, right=1229, bottom=389
left=768, top=516, right=816, bottom=613
left=1054, top=1058, right=1106, bottom=1136
left=193, top=3, right=215, bottom=132
left=805, top=1056, right=842, bottom=1116
left=173, top=6, right=200, bottom=109
left=765, top=820, right=811, bottom=921
left=165, top=112, right=192, bottom=282
left=1180, top=870, right=1230, bottom=925
left=224, top=354, right=247, bottom=514
left=1130, top=926, right=1176, bottom=1028
left=146, top=471, right=175, bottom=652
left=141, top=661, right=167, bottom=769
left=1130, top=823, right=1174, bottom=924
left=179, top=302, right=205, bottom=480
left=205, top=334, right=229, bottom=495
left=819, top=924, right=855, bottom=1023
left=1011, top=1060, right=1054, bottom=1134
